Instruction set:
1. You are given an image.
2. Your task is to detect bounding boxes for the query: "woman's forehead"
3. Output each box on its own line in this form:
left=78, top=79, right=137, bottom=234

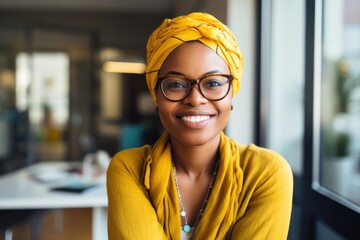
left=159, top=42, right=230, bottom=78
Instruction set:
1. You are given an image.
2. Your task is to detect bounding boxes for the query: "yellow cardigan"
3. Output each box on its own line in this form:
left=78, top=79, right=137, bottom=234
left=107, top=132, right=293, bottom=239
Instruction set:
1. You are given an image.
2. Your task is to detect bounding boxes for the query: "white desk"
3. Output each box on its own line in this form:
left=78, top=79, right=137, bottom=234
left=0, top=161, right=108, bottom=240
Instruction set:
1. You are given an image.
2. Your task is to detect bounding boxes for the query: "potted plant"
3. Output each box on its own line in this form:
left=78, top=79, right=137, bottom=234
left=322, top=130, right=354, bottom=197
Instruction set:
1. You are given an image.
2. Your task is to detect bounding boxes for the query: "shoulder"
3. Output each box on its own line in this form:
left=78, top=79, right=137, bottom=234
left=238, top=143, right=293, bottom=184
left=240, top=144, right=289, bottom=168
left=221, top=134, right=291, bottom=180
left=107, top=145, right=151, bottom=179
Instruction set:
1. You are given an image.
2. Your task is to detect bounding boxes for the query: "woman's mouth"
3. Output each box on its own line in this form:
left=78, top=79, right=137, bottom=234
left=181, top=115, right=211, bottom=123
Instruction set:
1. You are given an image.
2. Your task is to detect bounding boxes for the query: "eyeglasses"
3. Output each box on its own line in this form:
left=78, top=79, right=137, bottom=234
left=156, top=73, right=234, bottom=102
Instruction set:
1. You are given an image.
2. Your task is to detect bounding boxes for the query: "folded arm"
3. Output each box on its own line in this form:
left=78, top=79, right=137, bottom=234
left=107, top=155, right=167, bottom=240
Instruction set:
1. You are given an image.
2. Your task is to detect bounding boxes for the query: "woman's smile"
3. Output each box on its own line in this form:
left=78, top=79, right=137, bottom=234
left=181, top=115, right=211, bottom=123
left=176, top=113, right=214, bottom=129
left=175, top=108, right=217, bottom=128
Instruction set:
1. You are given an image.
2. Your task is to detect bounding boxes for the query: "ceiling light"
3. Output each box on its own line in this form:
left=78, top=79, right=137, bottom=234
left=103, top=61, right=146, bottom=74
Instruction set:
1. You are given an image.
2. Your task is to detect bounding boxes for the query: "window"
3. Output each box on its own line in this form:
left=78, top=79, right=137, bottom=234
left=16, top=52, right=69, bottom=161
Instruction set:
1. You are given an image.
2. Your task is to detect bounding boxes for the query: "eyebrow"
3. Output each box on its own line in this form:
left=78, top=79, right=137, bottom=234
left=163, top=70, right=224, bottom=77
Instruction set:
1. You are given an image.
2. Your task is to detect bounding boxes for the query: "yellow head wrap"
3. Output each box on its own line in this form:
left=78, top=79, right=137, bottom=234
left=146, top=12, right=244, bottom=103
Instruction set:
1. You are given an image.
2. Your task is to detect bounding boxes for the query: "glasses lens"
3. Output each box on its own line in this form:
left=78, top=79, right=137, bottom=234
left=161, top=77, right=190, bottom=101
left=160, top=74, right=232, bottom=101
left=200, top=75, right=230, bottom=100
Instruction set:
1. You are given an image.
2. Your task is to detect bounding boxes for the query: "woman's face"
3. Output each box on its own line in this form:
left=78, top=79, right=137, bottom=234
left=157, top=41, right=233, bottom=146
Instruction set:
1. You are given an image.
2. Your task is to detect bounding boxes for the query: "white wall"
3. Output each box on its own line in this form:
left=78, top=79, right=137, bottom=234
left=227, top=0, right=256, bottom=144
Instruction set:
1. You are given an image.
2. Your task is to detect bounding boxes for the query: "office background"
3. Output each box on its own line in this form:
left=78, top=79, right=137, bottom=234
left=0, top=0, right=359, bottom=239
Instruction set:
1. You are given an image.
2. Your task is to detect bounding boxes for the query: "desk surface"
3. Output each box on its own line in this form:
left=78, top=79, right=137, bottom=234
left=0, top=161, right=108, bottom=210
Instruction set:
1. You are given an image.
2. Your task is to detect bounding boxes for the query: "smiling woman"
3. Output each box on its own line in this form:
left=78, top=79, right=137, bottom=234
left=156, top=42, right=233, bottom=147
left=106, top=12, right=293, bottom=240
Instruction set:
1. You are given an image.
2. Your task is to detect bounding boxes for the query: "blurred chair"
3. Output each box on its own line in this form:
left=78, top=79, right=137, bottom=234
left=0, top=210, right=37, bottom=240
left=118, top=123, right=145, bottom=150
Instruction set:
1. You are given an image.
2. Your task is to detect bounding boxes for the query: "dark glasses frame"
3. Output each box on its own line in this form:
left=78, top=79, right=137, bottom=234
left=156, top=73, right=234, bottom=102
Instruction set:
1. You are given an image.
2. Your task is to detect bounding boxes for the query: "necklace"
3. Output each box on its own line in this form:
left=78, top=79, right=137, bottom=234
left=172, top=160, right=219, bottom=239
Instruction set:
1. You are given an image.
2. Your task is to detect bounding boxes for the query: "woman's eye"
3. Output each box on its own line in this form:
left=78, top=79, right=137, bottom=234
left=169, top=82, right=186, bottom=88
left=202, top=76, right=228, bottom=88
left=202, top=79, right=223, bottom=88
left=204, top=81, right=221, bottom=87
left=164, top=79, right=188, bottom=89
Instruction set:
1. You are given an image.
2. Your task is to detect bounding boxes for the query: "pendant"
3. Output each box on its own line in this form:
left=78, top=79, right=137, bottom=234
left=180, top=210, right=186, bottom=217
left=183, top=224, right=191, bottom=233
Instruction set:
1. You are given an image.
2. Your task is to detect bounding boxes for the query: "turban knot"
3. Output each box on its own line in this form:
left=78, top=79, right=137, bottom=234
left=146, top=12, right=244, bottom=103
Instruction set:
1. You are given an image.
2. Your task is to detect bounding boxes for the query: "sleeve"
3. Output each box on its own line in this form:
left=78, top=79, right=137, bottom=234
left=106, top=151, right=168, bottom=240
left=230, top=152, right=294, bottom=240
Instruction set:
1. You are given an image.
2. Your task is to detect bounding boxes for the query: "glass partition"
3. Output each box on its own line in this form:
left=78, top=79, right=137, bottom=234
left=0, top=29, right=29, bottom=173
left=317, top=0, right=360, bottom=207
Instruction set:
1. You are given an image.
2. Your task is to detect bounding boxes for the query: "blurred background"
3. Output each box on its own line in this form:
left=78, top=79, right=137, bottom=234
left=0, top=0, right=359, bottom=239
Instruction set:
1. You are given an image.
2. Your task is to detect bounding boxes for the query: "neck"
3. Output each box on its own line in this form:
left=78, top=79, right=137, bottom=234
left=170, top=134, right=220, bottom=177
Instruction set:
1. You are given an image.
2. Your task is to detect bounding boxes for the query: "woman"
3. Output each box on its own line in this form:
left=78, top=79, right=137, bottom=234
left=107, top=12, right=293, bottom=240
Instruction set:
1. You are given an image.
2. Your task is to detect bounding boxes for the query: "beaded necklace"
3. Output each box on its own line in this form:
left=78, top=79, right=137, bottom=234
left=172, top=160, right=219, bottom=239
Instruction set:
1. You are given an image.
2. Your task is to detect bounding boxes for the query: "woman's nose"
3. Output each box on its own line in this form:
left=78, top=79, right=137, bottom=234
left=182, top=85, right=208, bottom=106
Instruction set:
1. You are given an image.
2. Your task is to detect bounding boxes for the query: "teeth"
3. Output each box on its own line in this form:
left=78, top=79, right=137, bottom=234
left=182, top=115, right=210, bottom=122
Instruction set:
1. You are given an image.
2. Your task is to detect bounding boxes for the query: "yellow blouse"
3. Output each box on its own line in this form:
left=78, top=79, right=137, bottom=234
left=107, top=132, right=293, bottom=239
